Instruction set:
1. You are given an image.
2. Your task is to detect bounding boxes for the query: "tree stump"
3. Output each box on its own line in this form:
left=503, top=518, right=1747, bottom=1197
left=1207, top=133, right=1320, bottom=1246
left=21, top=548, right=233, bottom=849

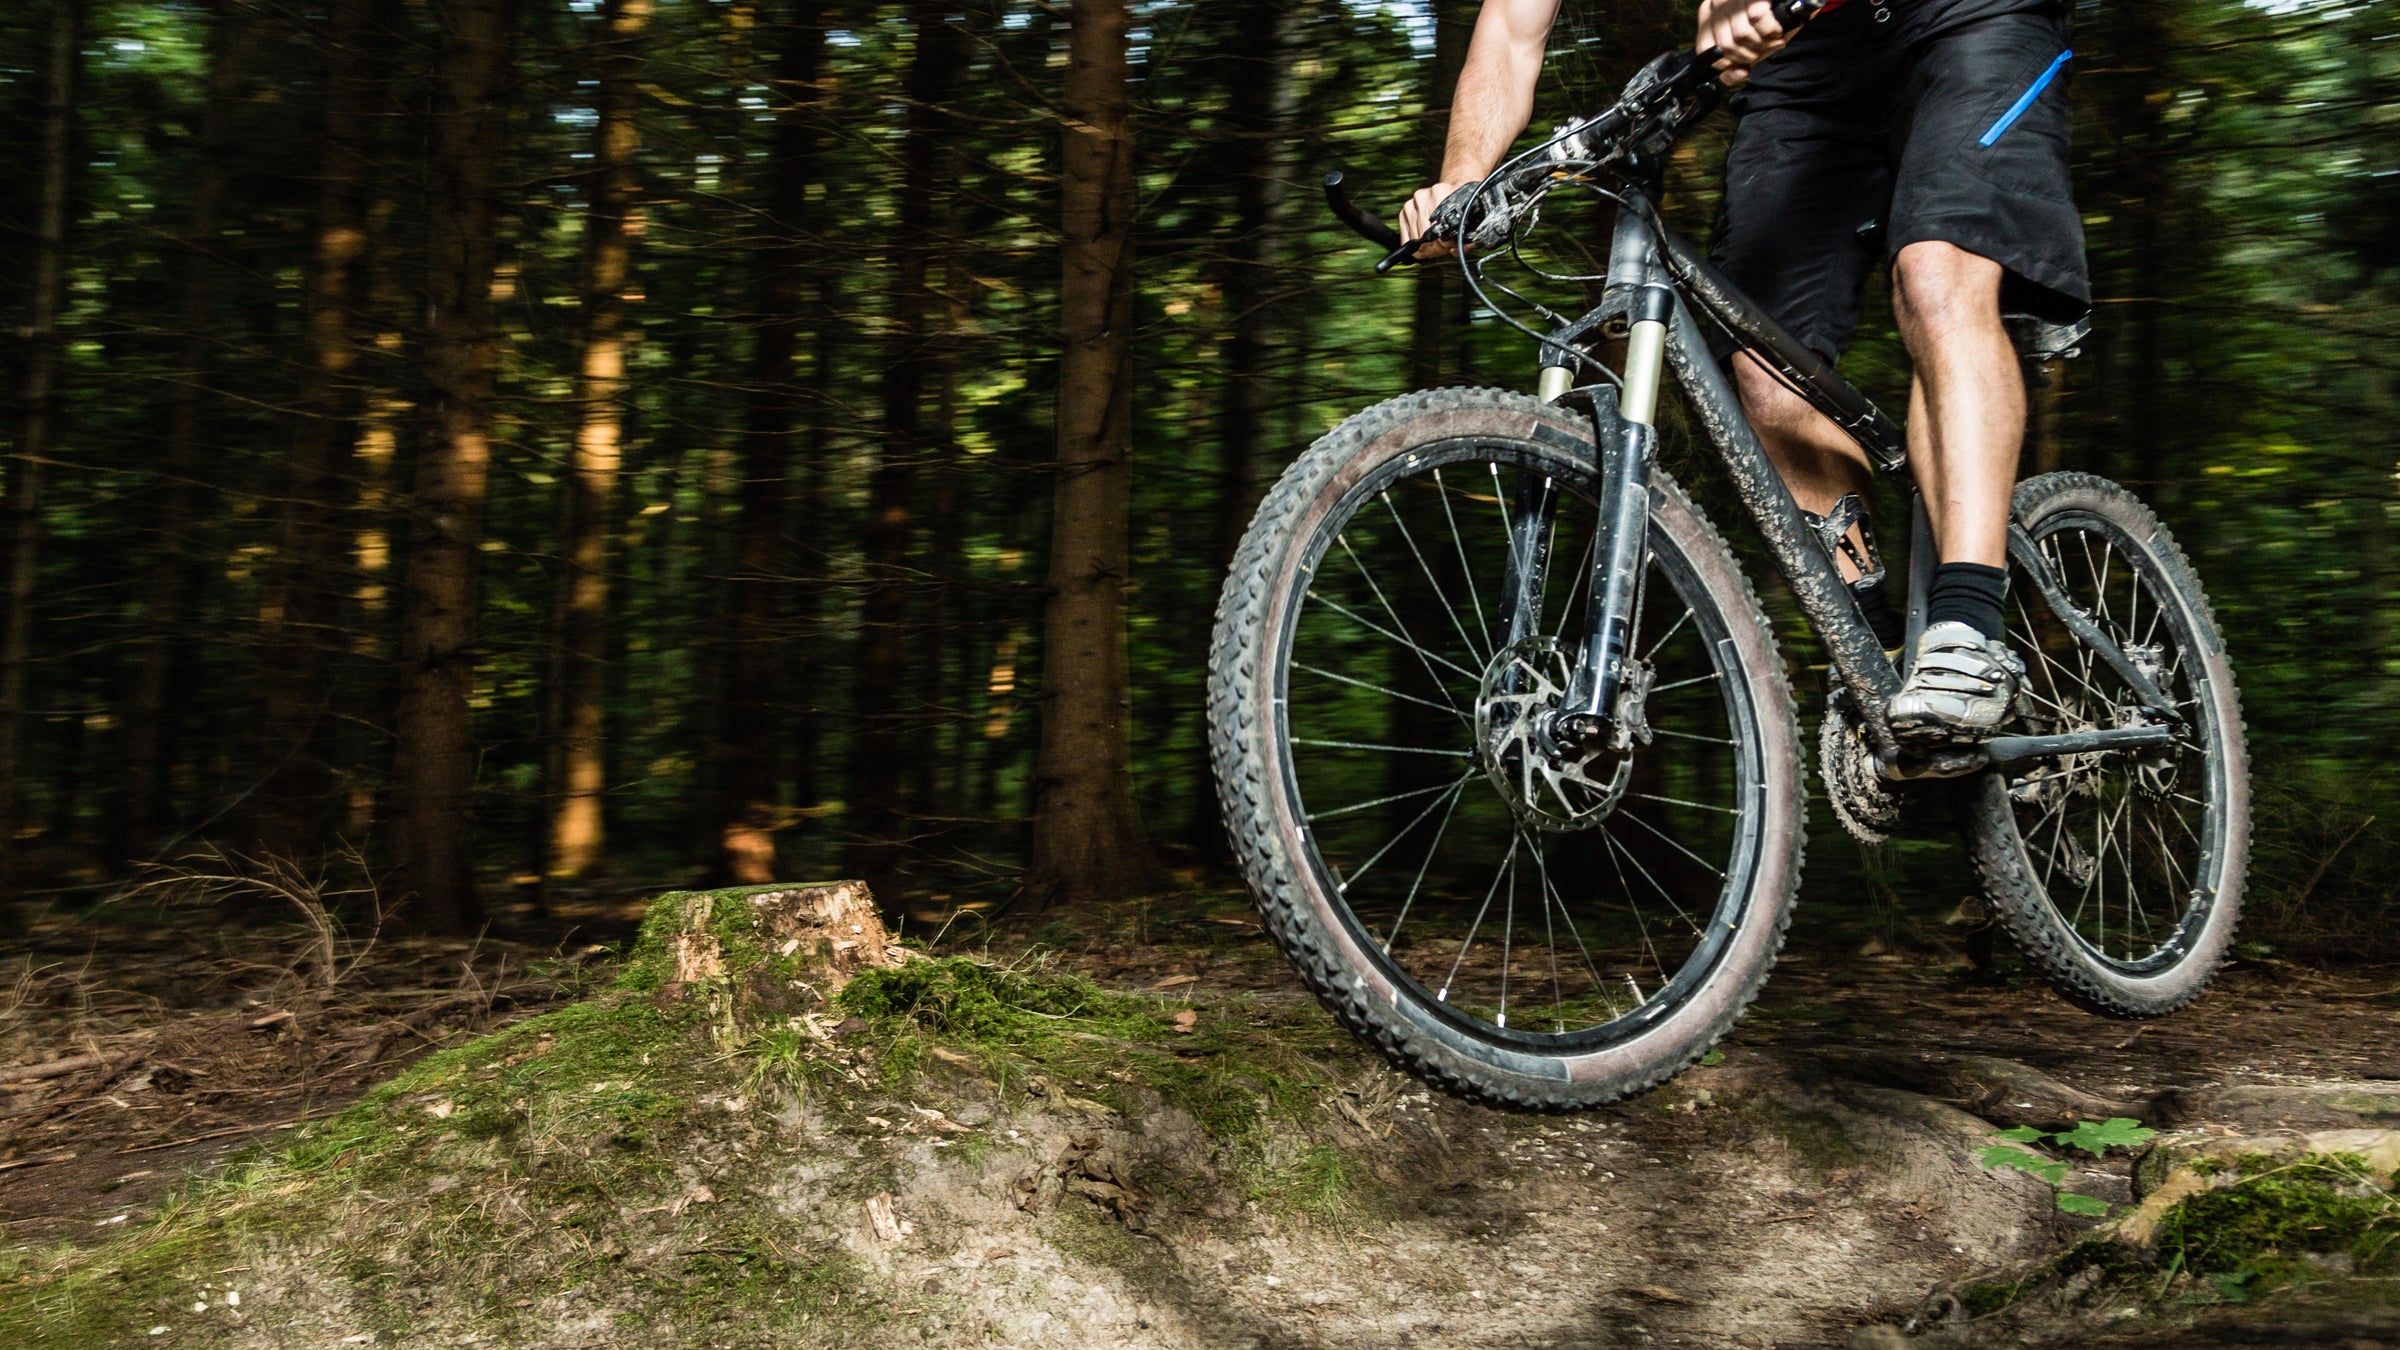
left=652, top=881, right=910, bottom=1024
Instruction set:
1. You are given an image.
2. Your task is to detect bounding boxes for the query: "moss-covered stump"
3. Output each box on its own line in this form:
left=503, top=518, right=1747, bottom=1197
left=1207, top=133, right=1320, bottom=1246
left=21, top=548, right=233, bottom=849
left=1878, top=1129, right=2400, bottom=1348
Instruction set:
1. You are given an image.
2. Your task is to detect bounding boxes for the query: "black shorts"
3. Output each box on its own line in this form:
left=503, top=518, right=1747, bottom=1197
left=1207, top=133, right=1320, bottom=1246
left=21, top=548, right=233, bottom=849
left=1710, top=0, right=2088, bottom=362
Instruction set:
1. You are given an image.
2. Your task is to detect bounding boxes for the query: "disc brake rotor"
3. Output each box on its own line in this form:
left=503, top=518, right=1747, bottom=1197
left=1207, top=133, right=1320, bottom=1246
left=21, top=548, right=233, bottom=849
left=1473, top=638, right=1632, bottom=833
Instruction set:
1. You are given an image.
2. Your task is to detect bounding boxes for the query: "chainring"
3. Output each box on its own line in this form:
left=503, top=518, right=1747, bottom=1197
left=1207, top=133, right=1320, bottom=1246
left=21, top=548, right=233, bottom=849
left=1821, top=686, right=1900, bottom=845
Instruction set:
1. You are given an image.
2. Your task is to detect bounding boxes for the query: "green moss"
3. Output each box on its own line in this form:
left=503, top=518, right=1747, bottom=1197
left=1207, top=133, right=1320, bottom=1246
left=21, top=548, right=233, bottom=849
left=839, top=955, right=1164, bottom=1047
left=2158, top=1158, right=2400, bottom=1279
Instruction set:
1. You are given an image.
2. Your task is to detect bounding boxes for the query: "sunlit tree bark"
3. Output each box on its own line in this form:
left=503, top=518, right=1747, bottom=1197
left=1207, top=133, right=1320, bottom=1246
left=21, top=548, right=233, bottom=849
left=543, top=0, right=652, bottom=880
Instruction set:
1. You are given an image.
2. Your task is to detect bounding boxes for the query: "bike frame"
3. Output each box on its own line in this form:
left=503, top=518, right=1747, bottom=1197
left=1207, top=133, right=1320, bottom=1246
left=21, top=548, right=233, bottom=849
left=1529, top=190, right=2180, bottom=769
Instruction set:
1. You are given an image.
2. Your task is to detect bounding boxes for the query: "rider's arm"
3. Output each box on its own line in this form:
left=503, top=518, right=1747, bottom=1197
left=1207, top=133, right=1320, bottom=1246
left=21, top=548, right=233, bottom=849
left=1400, top=0, right=1561, bottom=253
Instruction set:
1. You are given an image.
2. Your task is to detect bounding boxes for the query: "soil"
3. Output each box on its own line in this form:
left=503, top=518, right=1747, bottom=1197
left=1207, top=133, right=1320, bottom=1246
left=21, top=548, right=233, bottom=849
left=4, top=886, right=2399, bottom=1348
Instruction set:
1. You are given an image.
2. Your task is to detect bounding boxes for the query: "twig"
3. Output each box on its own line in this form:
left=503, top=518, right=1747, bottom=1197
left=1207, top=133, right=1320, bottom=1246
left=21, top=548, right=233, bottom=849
left=116, top=1107, right=348, bottom=1154
left=2289, top=814, right=2376, bottom=913
left=0, top=1053, right=110, bottom=1085
left=0, top=1147, right=77, bottom=1172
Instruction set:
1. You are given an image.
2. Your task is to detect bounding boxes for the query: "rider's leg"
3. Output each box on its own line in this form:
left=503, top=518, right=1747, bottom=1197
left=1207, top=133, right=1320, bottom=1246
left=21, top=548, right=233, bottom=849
left=1734, top=354, right=1871, bottom=527
left=1733, top=358, right=1904, bottom=651
left=1890, top=241, right=2021, bottom=571
left=1885, top=239, right=2027, bottom=734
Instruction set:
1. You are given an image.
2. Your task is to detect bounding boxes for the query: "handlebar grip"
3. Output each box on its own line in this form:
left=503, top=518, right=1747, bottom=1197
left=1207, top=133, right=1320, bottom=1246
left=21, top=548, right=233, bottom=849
left=1323, top=170, right=1402, bottom=250
left=1771, top=0, right=1828, bottom=26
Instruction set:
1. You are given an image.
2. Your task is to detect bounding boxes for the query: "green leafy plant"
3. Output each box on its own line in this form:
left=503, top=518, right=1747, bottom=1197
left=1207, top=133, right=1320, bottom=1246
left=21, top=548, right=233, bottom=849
left=1977, top=1117, right=2157, bottom=1216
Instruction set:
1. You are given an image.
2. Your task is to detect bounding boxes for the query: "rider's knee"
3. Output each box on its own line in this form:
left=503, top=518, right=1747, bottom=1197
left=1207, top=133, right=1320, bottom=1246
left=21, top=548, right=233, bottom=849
left=1891, top=241, right=2002, bottom=339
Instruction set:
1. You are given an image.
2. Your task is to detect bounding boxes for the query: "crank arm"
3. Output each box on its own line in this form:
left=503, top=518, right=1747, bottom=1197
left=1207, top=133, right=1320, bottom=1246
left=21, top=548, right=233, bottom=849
left=1984, top=723, right=2176, bottom=765
left=2007, top=525, right=2181, bottom=722
left=1882, top=723, right=2178, bottom=781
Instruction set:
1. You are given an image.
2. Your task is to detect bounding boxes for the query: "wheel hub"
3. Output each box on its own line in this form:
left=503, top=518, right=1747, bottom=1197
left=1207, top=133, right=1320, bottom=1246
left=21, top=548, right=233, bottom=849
left=1472, top=638, right=1633, bottom=833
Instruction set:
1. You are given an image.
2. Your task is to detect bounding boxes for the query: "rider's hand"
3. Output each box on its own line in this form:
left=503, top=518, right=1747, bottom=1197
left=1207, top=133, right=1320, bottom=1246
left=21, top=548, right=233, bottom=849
left=1399, top=182, right=1464, bottom=262
left=1695, top=0, right=1794, bottom=87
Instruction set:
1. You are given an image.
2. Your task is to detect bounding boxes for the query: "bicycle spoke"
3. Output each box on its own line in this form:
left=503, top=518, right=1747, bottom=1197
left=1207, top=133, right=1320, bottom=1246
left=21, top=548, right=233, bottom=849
left=1550, top=529, right=1599, bottom=644
left=1434, top=468, right=1494, bottom=651
left=1381, top=490, right=1490, bottom=668
left=1600, top=819, right=1704, bottom=933
left=1339, top=531, right=1477, bottom=690
left=1307, top=773, right=1473, bottom=823
left=1294, top=662, right=1467, bottom=723
left=1292, top=737, right=1471, bottom=758
left=1337, top=775, right=1471, bottom=897
left=1438, top=833, right=1520, bottom=1004
left=1630, top=790, right=1737, bottom=816
left=1382, top=777, right=1468, bottom=951
left=1532, top=836, right=1614, bottom=1024
left=1615, top=807, right=1728, bottom=882
left=1306, top=589, right=1479, bottom=685
left=1497, top=844, right=1517, bottom=1028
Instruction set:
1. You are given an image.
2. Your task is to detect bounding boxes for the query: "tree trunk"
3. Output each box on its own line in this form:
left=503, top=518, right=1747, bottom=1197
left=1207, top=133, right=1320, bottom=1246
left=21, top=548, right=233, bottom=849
left=846, top=0, right=963, bottom=908
left=543, top=0, right=651, bottom=880
left=254, top=0, right=387, bottom=861
left=1189, top=0, right=1302, bottom=848
left=121, top=1, right=245, bottom=866
left=791, top=269, right=836, bottom=819
left=1027, top=0, right=1162, bottom=905
left=0, top=0, right=81, bottom=894
left=714, top=0, right=827, bottom=883
left=390, top=0, right=510, bottom=933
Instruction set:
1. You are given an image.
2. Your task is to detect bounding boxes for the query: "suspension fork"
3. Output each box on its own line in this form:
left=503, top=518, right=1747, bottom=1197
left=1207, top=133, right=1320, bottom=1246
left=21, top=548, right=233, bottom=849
left=1549, top=219, right=1677, bottom=743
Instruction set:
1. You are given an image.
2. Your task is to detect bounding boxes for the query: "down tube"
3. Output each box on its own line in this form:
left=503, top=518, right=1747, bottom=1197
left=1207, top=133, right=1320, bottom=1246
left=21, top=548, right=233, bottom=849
left=1661, top=296, right=1906, bottom=742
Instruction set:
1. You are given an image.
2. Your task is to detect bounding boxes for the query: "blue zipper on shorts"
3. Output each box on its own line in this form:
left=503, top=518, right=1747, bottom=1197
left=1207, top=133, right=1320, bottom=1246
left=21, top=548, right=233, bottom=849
left=1979, top=50, right=2073, bottom=147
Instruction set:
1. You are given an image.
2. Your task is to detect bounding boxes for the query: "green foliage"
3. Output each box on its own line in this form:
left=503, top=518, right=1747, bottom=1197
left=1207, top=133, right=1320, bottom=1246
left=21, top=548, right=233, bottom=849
left=2057, top=1117, right=2161, bottom=1160
left=1976, top=1118, right=2156, bottom=1214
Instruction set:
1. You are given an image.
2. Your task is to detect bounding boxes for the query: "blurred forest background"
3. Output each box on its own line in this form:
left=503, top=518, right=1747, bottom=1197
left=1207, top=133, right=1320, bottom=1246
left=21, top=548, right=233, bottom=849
left=0, top=0, right=2392, bottom=950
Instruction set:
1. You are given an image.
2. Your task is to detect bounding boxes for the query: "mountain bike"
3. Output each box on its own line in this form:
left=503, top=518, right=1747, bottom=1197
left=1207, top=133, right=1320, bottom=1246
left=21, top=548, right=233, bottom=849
left=1207, top=0, right=2249, bottom=1110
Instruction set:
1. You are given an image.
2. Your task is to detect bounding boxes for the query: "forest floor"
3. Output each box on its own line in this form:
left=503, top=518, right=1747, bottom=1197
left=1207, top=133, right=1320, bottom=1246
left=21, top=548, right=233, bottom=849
left=2, top=882, right=2399, bottom=1348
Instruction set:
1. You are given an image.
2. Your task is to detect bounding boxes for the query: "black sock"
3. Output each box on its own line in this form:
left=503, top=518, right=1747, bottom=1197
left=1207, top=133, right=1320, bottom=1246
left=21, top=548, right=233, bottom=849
left=1851, top=575, right=1906, bottom=650
left=1926, top=561, right=2009, bottom=642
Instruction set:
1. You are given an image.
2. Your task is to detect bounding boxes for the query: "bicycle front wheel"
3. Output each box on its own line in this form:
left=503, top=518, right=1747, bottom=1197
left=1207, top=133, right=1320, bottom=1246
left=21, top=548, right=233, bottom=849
left=1965, top=472, right=2250, bottom=1017
left=1209, top=387, right=1804, bottom=1109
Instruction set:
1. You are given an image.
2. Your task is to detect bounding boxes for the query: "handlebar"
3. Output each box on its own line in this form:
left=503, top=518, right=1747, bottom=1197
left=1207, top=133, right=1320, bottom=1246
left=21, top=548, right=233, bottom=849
left=1325, top=0, right=1827, bottom=266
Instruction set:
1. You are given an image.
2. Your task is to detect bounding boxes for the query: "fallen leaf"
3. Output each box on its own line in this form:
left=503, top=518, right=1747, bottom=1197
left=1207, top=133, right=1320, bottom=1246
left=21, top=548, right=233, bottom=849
left=1170, top=1010, right=1198, bottom=1034
left=928, top=1046, right=977, bottom=1067
left=425, top=1100, right=455, bottom=1119
left=1631, top=1284, right=1687, bottom=1305
left=1149, top=974, right=1200, bottom=989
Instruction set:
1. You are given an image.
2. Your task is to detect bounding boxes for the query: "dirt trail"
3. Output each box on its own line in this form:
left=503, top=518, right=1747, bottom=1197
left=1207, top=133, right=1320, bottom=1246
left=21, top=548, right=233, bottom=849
left=4, top=889, right=2398, bottom=1348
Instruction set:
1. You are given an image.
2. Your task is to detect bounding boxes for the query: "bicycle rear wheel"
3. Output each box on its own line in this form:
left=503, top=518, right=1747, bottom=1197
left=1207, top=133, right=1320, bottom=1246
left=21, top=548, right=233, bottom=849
left=1965, top=472, right=2250, bottom=1016
left=1209, top=388, right=1804, bottom=1109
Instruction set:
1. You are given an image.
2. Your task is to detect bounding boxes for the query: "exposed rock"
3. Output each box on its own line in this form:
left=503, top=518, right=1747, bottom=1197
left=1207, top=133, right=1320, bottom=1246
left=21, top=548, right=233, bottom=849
left=1813, top=1049, right=2154, bottom=1131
